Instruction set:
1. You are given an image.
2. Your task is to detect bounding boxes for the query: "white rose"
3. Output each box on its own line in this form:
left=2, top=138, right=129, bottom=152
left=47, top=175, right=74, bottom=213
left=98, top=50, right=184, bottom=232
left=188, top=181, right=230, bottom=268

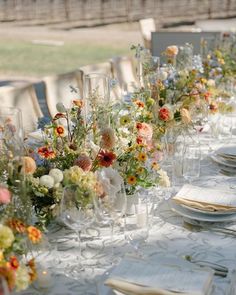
left=158, top=169, right=171, bottom=188
left=39, top=175, right=54, bottom=189
left=49, top=168, right=63, bottom=184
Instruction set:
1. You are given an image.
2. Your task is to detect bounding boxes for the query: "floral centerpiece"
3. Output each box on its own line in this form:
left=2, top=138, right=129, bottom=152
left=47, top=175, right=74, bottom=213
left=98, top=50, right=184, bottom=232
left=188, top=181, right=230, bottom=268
left=0, top=217, right=41, bottom=292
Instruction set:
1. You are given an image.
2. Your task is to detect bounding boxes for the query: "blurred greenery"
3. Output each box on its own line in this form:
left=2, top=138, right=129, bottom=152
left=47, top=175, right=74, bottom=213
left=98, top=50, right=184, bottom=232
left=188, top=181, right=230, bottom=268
left=0, top=41, right=130, bottom=77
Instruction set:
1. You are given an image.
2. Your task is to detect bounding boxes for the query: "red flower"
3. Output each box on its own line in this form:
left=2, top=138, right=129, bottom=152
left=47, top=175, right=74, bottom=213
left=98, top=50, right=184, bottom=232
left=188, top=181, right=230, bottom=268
left=98, top=150, right=116, bottom=167
left=9, top=256, right=19, bottom=270
left=7, top=218, right=26, bottom=233
left=38, top=146, right=56, bottom=159
left=158, top=107, right=172, bottom=122
left=53, top=113, right=66, bottom=121
left=136, top=136, right=144, bottom=144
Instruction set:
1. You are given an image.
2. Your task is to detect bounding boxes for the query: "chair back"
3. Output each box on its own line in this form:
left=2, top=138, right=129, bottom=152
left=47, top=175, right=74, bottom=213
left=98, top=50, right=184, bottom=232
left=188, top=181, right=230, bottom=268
left=111, top=56, right=138, bottom=87
left=43, top=70, right=83, bottom=117
left=0, top=84, right=43, bottom=135
left=139, top=18, right=156, bottom=49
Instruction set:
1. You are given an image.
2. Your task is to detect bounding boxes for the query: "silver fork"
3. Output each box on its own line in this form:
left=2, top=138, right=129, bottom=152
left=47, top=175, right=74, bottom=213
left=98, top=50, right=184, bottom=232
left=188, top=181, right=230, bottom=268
left=183, top=218, right=236, bottom=237
left=184, top=255, right=228, bottom=277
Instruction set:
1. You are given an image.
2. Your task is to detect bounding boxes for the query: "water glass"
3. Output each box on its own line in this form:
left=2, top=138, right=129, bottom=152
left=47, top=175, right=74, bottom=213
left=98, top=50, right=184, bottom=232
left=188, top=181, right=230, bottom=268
left=183, top=144, right=201, bottom=183
left=124, top=195, right=149, bottom=256
left=83, top=73, right=110, bottom=129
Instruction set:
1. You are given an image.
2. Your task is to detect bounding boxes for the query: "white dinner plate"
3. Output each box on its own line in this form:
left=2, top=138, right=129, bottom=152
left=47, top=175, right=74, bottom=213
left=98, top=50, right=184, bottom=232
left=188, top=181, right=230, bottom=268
left=210, top=154, right=236, bottom=168
left=169, top=200, right=236, bottom=222
left=217, top=146, right=236, bottom=158
left=180, top=203, right=236, bottom=216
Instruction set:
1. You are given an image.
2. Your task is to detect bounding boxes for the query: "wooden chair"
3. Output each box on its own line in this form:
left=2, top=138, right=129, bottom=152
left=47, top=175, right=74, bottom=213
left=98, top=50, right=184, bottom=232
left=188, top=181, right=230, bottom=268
left=139, top=18, right=156, bottom=50
left=0, top=84, right=43, bottom=135
left=43, top=70, right=83, bottom=117
left=111, top=56, right=138, bottom=88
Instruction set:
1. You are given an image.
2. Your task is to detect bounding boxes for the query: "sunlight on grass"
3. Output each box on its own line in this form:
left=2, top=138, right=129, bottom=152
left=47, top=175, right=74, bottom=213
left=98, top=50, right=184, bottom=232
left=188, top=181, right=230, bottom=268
left=0, top=41, right=130, bottom=77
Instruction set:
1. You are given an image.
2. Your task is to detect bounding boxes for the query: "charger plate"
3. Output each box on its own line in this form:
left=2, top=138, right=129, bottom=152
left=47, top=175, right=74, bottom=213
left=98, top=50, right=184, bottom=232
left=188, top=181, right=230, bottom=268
left=169, top=200, right=236, bottom=222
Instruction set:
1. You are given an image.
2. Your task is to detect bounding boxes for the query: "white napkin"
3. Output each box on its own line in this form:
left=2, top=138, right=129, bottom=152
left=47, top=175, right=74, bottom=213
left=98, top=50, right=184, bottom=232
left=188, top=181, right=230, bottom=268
left=172, top=184, right=236, bottom=212
left=104, top=256, right=213, bottom=295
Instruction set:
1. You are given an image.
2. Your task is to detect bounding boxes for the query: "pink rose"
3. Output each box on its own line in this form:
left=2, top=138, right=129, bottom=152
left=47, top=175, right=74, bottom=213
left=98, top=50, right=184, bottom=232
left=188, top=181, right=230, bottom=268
left=136, top=122, right=153, bottom=141
left=0, top=187, right=11, bottom=204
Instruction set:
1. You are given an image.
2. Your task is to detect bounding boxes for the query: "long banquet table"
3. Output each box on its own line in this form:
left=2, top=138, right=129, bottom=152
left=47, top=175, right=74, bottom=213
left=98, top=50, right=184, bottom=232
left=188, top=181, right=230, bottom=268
left=17, top=127, right=236, bottom=295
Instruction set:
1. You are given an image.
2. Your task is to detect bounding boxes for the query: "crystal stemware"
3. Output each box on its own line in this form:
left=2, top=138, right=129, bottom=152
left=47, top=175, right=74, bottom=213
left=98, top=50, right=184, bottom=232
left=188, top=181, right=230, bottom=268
left=124, top=194, right=149, bottom=257
left=59, top=184, right=95, bottom=277
left=93, top=181, right=127, bottom=264
left=183, top=143, right=201, bottom=183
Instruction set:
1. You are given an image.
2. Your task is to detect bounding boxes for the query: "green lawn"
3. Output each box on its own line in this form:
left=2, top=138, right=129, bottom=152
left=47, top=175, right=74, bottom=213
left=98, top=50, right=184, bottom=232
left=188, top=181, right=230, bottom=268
left=0, top=41, right=130, bottom=77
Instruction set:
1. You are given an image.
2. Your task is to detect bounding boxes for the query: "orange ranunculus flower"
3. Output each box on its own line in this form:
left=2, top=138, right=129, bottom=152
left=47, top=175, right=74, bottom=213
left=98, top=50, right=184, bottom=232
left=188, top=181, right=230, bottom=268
left=165, top=45, right=179, bottom=57
left=27, top=226, right=42, bottom=244
left=22, top=156, right=37, bottom=174
left=158, top=106, right=172, bottom=122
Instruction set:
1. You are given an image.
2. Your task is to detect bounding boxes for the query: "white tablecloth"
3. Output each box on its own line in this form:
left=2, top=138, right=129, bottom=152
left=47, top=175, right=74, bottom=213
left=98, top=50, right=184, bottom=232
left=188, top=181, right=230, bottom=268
left=18, top=131, right=236, bottom=295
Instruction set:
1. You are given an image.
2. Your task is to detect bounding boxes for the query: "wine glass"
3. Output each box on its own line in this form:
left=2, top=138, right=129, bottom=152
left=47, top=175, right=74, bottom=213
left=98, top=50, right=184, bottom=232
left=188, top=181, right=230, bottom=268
left=93, top=181, right=127, bottom=264
left=183, top=144, right=201, bottom=184
left=59, top=184, right=95, bottom=277
left=124, top=194, right=149, bottom=257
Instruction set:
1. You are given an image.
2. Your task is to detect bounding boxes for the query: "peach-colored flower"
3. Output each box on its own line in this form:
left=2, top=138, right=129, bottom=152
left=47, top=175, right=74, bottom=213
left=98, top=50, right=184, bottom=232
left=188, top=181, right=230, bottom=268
left=165, top=45, right=179, bottom=57
left=22, top=156, right=37, bottom=174
left=100, top=127, right=116, bottom=150
left=73, top=99, right=84, bottom=108
left=74, top=154, right=92, bottom=172
left=27, top=226, right=42, bottom=244
left=180, top=108, right=191, bottom=124
left=134, top=100, right=145, bottom=108
left=136, top=122, right=153, bottom=141
left=158, top=106, right=172, bottom=122
left=0, top=187, right=11, bottom=204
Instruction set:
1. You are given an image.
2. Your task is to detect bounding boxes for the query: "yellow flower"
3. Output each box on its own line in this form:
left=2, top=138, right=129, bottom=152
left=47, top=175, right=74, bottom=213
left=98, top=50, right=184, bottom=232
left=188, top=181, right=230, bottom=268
left=137, top=152, right=147, bottom=162
left=0, top=225, right=14, bottom=249
left=136, top=167, right=145, bottom=174
left=151, top=161, right=159, bottom=170
left=127, top=175, right=137, bottom=185
left=27, top=226, right=42, bottom=244
left=120, top=115, right=131, bottom=126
